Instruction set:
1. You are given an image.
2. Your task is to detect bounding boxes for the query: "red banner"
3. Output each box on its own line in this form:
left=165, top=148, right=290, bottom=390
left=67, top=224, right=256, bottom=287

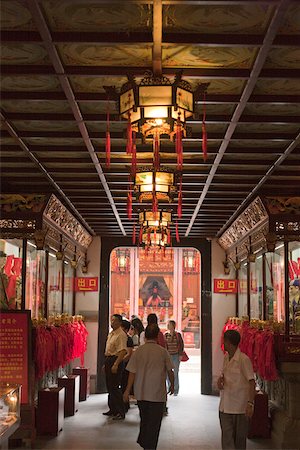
left=74, top=277, right=98, bottom=292
left=214, top=278, right=238, bottom=294
left=0, top=311, right=30, bottom=403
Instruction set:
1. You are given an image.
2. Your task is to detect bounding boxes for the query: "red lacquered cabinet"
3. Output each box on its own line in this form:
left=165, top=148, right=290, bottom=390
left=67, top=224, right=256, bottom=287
left=72, top=367, right=90, bottom=401
left=36, top=387, right=65, bottom=436
left=58, top=375, right=80, bottom=417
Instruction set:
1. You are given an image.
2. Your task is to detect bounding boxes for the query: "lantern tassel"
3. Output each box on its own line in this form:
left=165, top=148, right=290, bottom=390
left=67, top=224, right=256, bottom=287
left=132, top=223, right=136, bottom=244
left=152, top=193, right=158, bottom=213
left=202, top=92, right=208, bottom=162
left=177, top=175, right=183, bottom=218
left=131, top=131, right=137, bottom=176
left=126, top=113, right=133, bottom=154
left=139, top=226, right=143, bottom=244
left=127, top=190, right=132, bottom=219
left=176, top=220, right=180, bottom=243
left=176, top=115, right=183, bottom=171
left=154, top=133, right=160, bottom=170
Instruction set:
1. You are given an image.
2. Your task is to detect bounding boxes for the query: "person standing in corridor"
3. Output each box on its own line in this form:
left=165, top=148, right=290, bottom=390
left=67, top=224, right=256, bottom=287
left=103, top=314, right=127, bottom=420
left=218, top=329, right=255, bottom=449
left=164, top=320, right=184, bottom=396
left=123, top=324, right=174, bottom=450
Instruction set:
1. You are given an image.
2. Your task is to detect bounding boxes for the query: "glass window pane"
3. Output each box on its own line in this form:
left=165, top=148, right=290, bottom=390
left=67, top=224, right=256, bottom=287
left=265, top=244, right=285, bottom=322
left=63, top=261, right=74, bottom=315
left=25, top=242, right=46, bottom=318
left=238, top=263, right=247, bottom=317
left=250, top=255, right=263, bottom=319
left=288, top=241, right=300, bottom=334
left=0, top=239, right=23, bottom=310
left=48, top=253, right=63, bottom=316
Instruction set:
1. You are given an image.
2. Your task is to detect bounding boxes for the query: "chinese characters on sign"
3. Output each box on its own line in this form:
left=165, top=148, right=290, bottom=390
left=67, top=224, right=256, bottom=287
left=74, top=277, right=99, bottom=292
left=0, top=311, right=30, bottom=403
left=214, top=279, right=238, bottom=294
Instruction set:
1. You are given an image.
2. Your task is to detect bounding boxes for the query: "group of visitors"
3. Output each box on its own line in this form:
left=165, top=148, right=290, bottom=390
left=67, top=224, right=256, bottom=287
left=104, top=313, right=255, bottom=450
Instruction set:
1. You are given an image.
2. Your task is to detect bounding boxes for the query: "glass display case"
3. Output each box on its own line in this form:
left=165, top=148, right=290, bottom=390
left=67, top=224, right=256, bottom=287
left=238, top=263, right=247, bottom=317
left=250, top=256, right=263, bottom=320
left=288, top=241, right=300, bottom=334
left=0, top=239, right=23, bottom=311
left=0, top=384, right=21, bottom=442
left=63, top=261, right=74, bottom=315
left=25, top=242, right=46, bottom=318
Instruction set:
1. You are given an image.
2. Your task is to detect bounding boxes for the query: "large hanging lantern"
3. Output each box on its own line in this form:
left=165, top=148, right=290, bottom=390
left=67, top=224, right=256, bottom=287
left=134, top=167, right=177, bottom=204
left=119, top=72, right=194, bottom=140
left=138, top=209, right=172, bottom=249
left=139, top=210, right=172, bottom=228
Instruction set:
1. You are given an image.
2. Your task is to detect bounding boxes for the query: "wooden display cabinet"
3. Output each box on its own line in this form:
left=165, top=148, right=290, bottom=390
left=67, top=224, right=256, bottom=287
left=72, top=368, right=90, bottom=402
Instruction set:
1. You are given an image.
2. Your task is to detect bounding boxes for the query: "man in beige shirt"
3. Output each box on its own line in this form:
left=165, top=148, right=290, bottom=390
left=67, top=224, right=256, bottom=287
left=103, top=314, right=127, bottom=420
left=218, top=329, right=255, bottom=449
left=124, top=324, right=174, bottom=450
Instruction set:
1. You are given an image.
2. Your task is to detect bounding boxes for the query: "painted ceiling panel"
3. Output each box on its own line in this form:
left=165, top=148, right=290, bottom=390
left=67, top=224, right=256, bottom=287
left=11, top=120, right=79, bottom=132
left=235, top=123, right=300, bottom=134
left=1, top=100, right=72, bottom=114
left=0, top=1, right=37, bottom=31
left=163, top=4, right=274, bottom=34
left=0, top=75, right=62, bottom=91
left=23, top=137, right=85, bottom=146
left=1, top=43, right=51, bottom=65
left=58, top=43, right=152, bottom=67
left=278, top=4, right=300, bottom=35
left=79, top=102, right=119, bottom=115
left=264, top=47, right=300, bottom=69
left=41, top=1, right=152, bottom=32
left=253, top=79, right=300, bottom=95
left=69, top=75, right=128, bottom=93
left=162, top=45, right=257, bottom=69
left=185, top=78, right=245, bottom=95
left=243, top=103, right=300, bottom=116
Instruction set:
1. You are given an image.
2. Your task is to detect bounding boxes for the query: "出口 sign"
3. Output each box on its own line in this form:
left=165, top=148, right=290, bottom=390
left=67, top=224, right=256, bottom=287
left=74, top=277, right=99, bottom=292
left=214, top=279, right=238, bottom=294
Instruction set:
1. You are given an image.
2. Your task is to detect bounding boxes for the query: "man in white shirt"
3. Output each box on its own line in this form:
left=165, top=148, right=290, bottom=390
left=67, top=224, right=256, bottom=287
left=218, top=329, right=255, bottom=449
left=123, top=324, right=174, bottom=450
left=103, top=314, right=127, bottom=420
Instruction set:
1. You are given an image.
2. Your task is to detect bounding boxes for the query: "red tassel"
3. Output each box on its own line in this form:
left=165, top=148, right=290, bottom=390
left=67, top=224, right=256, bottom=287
left=167, top=229, right=171, bottom=245
left=176, top=220, right=180, bottom=243
left=131, top=131, right=137, bottom=176
left=163, top=246, right=166, bottom=258
left=105, top=99, right=111, bottom=168
left=127, top=191, right=132, bottom=219
left=126, top=113, right=133, bottom=154
left=153, top=249, right=156, bottom=262
left=177, top=175, right=182, bottom=218
left=147, top=229, right=151, bottom=246
left=139, top=226, right=143, bottom=244
left=176, top=116, right=183, bottom=171
left=132, top=223, right=136, bottom=244
left=154, top=133, right=160, bottom=170
left=152, top=193, right=158, bottom=213
left=202, top=92, right=207, bottom=162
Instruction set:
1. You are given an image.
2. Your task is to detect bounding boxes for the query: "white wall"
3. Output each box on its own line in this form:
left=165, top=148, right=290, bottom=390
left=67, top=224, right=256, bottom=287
left=72, top=236, right=101, bottom=387
left=211, top=238, right=236, bottom=390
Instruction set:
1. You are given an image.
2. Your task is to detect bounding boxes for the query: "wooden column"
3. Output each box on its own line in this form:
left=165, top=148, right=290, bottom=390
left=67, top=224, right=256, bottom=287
left=21, top=238, right=27, bottom=310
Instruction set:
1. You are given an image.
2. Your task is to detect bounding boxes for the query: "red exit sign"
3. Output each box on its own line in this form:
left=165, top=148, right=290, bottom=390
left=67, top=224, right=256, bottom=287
left=75, top=277, right=98, bottom=292
left=214, top=279, right=238, bottom=294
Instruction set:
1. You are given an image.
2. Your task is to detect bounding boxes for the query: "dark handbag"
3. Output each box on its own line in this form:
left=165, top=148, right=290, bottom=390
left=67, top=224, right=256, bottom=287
left=180, top=350, right=189, bottom=362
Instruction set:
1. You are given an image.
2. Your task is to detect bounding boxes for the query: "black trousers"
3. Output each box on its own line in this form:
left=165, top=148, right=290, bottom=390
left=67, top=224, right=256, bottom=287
left=104, top=356, right=125, bottom=417
left=137, top=400, right=164, bottom=450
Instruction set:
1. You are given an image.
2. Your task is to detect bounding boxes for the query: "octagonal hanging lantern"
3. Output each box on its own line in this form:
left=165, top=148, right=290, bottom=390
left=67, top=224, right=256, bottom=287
left=134, top=167, right=177, bottom=203
left=119, top=72, right=194, bottom=139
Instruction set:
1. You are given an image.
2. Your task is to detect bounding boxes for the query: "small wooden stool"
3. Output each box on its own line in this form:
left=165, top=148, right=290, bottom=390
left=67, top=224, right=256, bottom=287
left=72, top=367, right=90, bottom=401
left=58, top=375, right=80, bottom=417
left=36, top=387, right=65, bottom=436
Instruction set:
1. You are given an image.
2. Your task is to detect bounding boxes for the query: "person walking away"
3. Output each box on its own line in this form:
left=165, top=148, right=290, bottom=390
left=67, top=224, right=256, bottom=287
left=140, top=313, right=165, bottom=347
left=218, top=329, right=255, bottom=449
left=103, top=314, right=127, bottom=420
left=123, top=324, right=174, bottom=450
left=164, top=320, right=184, bottom=396
left=121, top=319, right=134, bottom=413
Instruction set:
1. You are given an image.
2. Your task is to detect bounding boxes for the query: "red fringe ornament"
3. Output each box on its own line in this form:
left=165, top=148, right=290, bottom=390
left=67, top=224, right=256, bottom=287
left=139, top=226, right=143, bottom=244
left=126, top=113, right=133, bottom=154
left=154, top=133, right=160, bottom=170
left=176, top=115, right=183, bottom=171
left=177, top=175, right=183, bottom=218
left=176, top=220, right=180, bottom=243
left=202, top=92, right=207, bottom=162
left=127, top=190, right=132, bottom=220
left=131, top=131, right=137, bottom=176
left=152, top=193, right=158, bottom=213
left=132, top=223, right=136, bottom=245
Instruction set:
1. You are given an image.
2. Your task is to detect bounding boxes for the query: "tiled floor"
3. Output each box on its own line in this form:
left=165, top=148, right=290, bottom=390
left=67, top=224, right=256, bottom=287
left=25, top=354, right=275, bottom=450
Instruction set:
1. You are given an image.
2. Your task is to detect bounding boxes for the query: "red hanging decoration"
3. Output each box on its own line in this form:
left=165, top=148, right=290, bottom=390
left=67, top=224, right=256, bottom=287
left=167, top=228, right=171, bottom=245
left=127, top=190, right=132, bottom=219
left=132, top=223, right=136, bottom=244
left=202, top=92, right=208, bottom=162
left=177, top=175, right=182, bottom=218
left=105, top=98, right=111, bottom=168
left=139, top=226, right=143, bottom=244
left=131, top=131, right=137, bottom=176
left=126, top=113, right=133, bottom=154
left=154, top=133, right=160, bottom=170
left=152, top=193, right=158, bottom=213
left=176, top=220, right=180, bottom=243
left=176, top=115, right=183, bottom=171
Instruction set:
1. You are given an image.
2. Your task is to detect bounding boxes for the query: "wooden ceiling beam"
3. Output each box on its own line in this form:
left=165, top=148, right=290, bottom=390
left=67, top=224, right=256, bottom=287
left=3, top=65, right=299, bottom=79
